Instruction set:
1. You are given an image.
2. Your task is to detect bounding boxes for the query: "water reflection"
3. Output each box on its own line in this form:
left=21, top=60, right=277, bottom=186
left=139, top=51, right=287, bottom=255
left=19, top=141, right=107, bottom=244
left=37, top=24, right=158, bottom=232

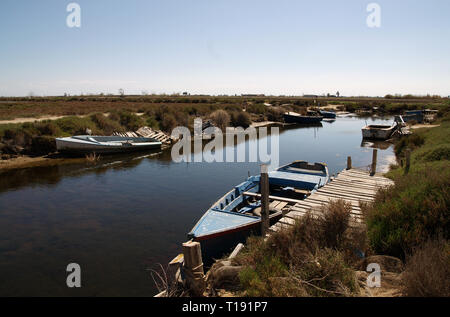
left=360, top=139, right=392, bottom=150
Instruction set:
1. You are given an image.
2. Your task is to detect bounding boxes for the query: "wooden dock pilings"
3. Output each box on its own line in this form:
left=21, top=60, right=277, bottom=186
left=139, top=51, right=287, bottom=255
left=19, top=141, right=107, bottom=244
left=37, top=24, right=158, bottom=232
left=260, top=164, right=270, bottom=237
left=182, top=241, right=206, bottom=296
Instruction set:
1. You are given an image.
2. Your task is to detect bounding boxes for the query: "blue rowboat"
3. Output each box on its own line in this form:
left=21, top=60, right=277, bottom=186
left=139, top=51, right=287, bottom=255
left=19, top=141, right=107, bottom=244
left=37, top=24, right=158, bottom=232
left=283, top=111, right=323, bottom=124
left=319, top=110, right=337, bottom=119
left=188, top=161, right=329, bottom=264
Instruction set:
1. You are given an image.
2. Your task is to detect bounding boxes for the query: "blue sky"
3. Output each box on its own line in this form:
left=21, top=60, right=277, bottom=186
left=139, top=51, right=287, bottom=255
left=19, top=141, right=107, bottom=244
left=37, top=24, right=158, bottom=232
left=0, top=0, right=449, bottom=97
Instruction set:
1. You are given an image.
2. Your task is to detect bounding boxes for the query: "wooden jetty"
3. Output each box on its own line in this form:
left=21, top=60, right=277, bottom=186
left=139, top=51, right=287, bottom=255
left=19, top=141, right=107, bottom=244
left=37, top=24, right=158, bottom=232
left=113, top=126, right=177, bottom=146
left=268, top=167, right=394, bottom=233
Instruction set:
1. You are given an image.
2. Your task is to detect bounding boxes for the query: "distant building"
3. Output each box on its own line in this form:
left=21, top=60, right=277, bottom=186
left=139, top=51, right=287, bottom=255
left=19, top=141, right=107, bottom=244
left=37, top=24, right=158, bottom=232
left=303, top=94, right=318, bottom=98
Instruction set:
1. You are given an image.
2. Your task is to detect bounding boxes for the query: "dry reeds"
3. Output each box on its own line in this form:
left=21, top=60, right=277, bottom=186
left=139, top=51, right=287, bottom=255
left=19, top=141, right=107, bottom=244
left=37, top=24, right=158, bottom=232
left=402, top=239, right=450, bottom=297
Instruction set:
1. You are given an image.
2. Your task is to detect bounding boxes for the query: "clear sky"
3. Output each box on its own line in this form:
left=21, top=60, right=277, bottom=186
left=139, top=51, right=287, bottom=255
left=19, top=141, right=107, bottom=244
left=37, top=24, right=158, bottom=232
left=0, top=0, right=449, bottom=97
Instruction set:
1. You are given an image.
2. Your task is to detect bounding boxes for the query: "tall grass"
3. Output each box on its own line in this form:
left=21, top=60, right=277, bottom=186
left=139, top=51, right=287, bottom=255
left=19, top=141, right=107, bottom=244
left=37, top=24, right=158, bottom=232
left=402, top=239, right=450, bottom=297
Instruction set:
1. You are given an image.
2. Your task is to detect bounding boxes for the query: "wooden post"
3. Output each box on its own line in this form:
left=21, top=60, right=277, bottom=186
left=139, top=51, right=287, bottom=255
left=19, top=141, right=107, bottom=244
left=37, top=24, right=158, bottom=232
left=404, top=149, right=411, bottom=175
left=182, top=241, right=205, bottom=296
left=347, top=156, right=352, bottom=170
left=260, top=164, right=270, bottom=237
left=370, top=149, right=378, bottom=176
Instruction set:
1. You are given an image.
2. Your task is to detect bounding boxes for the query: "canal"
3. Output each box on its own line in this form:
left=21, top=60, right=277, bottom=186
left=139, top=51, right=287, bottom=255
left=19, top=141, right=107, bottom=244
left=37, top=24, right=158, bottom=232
left=0, top=115, right=395, bottom=296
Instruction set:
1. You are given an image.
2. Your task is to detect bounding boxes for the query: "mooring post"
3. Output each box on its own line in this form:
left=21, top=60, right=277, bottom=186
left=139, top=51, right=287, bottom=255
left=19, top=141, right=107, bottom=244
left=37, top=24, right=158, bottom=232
left=260, top=164, right=270, bottom=237
left=347, top=156, right=352, bottom=170
left=182, top=241, right=205, bottom=296
left=404, top=149, right=411, bottom=175
left=370, top=149, right=378, bottom=176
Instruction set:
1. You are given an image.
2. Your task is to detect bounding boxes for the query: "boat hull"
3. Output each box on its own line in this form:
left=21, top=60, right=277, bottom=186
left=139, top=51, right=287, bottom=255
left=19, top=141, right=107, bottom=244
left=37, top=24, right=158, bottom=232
left=319, top=110, right=337, bottom=119
left=361, top=125, right=397, bottom=140
left=283, top=113, right=323, bottom=124
left=56, top=136, right=162, bottom=155
left=192, top=212, right=282, bottom=266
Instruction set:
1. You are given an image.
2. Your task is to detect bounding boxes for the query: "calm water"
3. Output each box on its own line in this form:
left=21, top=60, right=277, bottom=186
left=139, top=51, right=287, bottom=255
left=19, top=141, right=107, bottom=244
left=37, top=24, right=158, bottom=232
left=0, top=116, right=395, bottom=296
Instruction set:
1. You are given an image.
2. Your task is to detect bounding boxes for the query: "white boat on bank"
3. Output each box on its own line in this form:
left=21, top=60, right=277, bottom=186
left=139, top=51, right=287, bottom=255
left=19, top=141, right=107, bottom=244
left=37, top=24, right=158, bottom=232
left=56, top=135, right=162, bottom=155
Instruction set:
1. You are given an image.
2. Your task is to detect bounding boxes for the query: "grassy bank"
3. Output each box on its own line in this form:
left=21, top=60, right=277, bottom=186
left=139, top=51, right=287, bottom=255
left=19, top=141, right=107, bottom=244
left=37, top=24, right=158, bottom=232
left=363, top=116, right=449, bottom=259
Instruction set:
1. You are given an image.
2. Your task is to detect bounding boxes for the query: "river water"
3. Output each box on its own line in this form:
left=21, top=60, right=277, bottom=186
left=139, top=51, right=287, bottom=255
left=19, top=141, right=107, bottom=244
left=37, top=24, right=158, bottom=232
left=0, top=115, right=395, bottom=296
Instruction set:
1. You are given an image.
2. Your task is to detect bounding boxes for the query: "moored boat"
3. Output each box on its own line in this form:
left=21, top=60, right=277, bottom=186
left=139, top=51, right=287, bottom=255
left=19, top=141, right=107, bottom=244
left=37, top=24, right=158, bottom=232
left=56, top=135, right=162, bottom=155
left=319, top=110, right=337, bottom=119
left=283, top=111, right=323, bottom=124
left=187, top=161, right=329, bottom=264
left=361, top=124, right=398, bottom=140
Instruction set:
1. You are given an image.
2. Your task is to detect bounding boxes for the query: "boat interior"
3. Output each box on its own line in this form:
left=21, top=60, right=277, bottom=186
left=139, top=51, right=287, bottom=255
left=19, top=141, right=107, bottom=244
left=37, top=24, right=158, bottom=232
left=71, top=135, right=158, bottom=144
left=211, top=180, right=294, bottom=219
left=277, top=161, right=327, bottom=175
left=363, top=125, right=394, bottom=129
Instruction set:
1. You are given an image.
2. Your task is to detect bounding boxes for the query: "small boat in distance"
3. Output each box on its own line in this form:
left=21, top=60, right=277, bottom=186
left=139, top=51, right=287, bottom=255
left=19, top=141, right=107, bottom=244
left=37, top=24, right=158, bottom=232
left=319, top=110, right=337, bottom=119
left=56, top=135, right=162, bottom=155
left=283, top=111, right=323, bottom=124
left=188, top=161, right=329, bottom=264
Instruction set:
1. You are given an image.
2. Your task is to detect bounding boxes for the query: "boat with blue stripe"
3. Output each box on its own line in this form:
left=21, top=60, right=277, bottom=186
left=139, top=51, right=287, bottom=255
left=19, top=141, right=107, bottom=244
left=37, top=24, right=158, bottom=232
left=187, top=161, right=329, bottom=264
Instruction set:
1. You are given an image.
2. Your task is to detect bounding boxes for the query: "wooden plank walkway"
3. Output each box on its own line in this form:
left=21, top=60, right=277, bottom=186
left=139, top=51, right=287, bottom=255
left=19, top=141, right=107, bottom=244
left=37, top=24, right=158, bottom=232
left=268, top=168, right=394, bottom=233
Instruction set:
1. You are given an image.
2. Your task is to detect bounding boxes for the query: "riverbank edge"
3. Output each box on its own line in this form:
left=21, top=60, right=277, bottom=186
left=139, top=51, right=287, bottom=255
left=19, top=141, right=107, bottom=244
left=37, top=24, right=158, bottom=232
left=0, top=119, right=290, bottom=171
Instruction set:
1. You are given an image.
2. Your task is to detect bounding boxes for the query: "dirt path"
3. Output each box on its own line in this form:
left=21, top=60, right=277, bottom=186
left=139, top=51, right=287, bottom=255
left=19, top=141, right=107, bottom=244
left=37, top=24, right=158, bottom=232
left=410, top=124, right=440, bottom=129
left=0, top=115, right=72, bottom=125
left=0, top=112, right=148, bottom=125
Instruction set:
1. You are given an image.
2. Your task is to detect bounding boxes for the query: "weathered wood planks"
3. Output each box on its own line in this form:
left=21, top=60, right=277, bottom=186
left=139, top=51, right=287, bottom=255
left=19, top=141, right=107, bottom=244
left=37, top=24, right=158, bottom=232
left=268, top=168, right=393, bottom=234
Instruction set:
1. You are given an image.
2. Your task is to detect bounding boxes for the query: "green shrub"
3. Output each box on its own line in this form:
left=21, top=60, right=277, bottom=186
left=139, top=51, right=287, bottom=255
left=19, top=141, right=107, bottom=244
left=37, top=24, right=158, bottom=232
left=55, top=116, right=98, bottom=135
left=394, top=134, right=425, bottom=158
left=118, top=111, right=144, bottom=131
left=90, top=113, right=124, bottom=135
left=145, top=116, right=160, bottom=130
left=364, top=169, right=450, bottom=258
left=35, top=122, right=61, bottom=136
left=246, top=103, right=266, bottom=115
left=230, top=111, right=251, bottom=128
left=160, top=114, right=177, bottom=132
left=420, top=144, right=450, bottom=162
